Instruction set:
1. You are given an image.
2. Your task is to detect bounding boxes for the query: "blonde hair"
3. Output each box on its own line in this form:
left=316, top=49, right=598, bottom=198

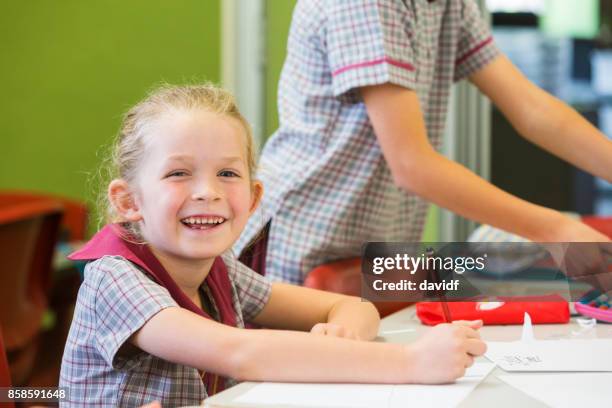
left=98, top=83, right=256, bottom=237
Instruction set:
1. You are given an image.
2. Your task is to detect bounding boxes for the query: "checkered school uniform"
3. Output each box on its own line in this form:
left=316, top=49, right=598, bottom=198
left=59, top=253, right=271, bottom=407
left=235, top=0, right=500, bottom=284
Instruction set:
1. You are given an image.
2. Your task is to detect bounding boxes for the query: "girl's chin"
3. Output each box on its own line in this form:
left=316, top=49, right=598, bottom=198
left=179, top=243, right=232, bottom=259
left=168, top=251, right=220, bottom=263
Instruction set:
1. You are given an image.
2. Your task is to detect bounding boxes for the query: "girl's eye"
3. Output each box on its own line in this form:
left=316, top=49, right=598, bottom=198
left=166, top=170, right=189, bottom=178
left=218, top=170, right=239, bottom=178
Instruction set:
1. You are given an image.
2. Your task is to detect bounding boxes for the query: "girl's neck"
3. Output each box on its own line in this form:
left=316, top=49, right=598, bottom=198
left=148, top=246, right=215, bottom=299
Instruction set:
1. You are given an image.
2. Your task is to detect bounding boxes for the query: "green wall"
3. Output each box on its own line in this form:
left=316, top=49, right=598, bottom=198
left=0, top=1, right=220, bottom=231
left=265, top=0, right=296, bottom=138
left=264, top=0, right=439, bottom=241
left=1, top=0, right=438, bottom=240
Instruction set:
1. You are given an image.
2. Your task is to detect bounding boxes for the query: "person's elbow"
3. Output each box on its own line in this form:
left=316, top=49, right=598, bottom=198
left=389, top=163, right=422, bottom=193
left=226, top=353, right=254, bottom=382
left=222, top=330, right=267, bottom=382
left=387, top=148, right=436, bottom=195
left=189, top=326, right=257, bottom=381
left=221, top=334, right=253, bottom=381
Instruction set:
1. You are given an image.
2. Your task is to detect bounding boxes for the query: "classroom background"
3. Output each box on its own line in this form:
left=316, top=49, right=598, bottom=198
left=1, top=0, right=611, bottom=398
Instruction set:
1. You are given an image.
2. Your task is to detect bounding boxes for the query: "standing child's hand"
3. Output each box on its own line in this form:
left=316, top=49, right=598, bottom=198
left=310, top=323, right=360, bottom=340
left=406, top=320, right=486, bottom=384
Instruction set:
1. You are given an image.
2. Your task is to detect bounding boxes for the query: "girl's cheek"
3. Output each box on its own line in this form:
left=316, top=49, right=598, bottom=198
left=158, top=186, right=187, bottom=212
left=226, top=183, right=251, bottom=199
left=163, top=182, right=188, bottom=197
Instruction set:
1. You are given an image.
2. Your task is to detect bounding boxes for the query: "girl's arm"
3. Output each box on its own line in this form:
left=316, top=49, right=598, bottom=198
left=360, top=82, right=609, bottom=243
left=131, top=306, right=485, bottom=384
left=250, top=283, right=380, bottom=340
left=469, top=55, right=612, bottom=184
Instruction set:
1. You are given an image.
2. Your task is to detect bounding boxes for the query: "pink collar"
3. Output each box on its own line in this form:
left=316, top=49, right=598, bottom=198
left=69, top=224, right=238, bottom=326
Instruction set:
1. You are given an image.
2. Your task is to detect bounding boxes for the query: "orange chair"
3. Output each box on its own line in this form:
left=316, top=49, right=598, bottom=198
left=0, top=199, right=63, bottom=386
left=304, top=258, right=412, bottom=317
left=0, top=190, right=88, bottom=241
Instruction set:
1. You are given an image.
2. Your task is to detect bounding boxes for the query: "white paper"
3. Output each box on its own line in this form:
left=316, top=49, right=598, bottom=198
left=486, top=339, right=612, bottom=372
left=235, top=383, right=390, bottom=408
left=230, top=362, right=494, bottom=408
left=499, top=373, right=612, bottom=407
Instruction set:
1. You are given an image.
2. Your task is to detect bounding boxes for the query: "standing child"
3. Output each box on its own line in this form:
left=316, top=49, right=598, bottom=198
left=234, top=0, right=612, bottom=285
left=60, top=84, right=486, bottom=407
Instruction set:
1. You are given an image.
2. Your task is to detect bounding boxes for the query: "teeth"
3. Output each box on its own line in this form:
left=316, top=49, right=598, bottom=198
left=182, top=216, right=225, bottom=225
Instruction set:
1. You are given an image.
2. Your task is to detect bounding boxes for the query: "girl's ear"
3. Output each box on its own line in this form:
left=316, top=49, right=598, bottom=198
left=108, top=179, right=143, bottom=222
left=249, top=180, right=264, bottom=214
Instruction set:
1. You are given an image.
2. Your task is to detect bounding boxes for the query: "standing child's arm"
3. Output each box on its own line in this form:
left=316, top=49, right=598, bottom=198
left=469, top=55, right=612, bottom=184
left=251, top=283, right=380, bottom=340
left=131, top=306, right=485, bottom=384
left=360, top=79, right=610, bottom=244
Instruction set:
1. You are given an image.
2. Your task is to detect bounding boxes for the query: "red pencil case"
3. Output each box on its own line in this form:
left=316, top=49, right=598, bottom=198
left=416, top=295, right=569, bottom=325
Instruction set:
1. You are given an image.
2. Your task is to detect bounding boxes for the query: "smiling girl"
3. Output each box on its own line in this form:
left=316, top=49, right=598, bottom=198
left=59, top=84, right=486, bottom=407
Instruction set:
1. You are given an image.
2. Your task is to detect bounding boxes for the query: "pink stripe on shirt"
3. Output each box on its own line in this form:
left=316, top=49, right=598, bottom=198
left=332, top=56, right=415, bottom=76
left=456, top=37, right=494, bottom=66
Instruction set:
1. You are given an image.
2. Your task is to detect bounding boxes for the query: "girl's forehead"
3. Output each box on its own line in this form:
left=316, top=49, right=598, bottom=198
left=143, top=110, right=249, bottom=159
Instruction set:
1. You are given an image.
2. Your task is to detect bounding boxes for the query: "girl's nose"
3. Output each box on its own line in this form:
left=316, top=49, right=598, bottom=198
left=191, top=181, right=221, bottom=201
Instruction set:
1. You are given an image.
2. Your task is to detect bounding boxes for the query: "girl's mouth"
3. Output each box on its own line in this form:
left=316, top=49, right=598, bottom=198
left=180, top=216, right=227, bottom=230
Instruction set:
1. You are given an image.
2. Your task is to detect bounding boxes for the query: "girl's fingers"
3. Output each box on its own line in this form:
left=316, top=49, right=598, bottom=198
left=453, top=319, right=483, bottom=329
left=465, top=355, right=475, bottom=368
left=344, top=329, right=359, bottom=340
left=462, top=326, right=482, bottom=340
left=310, top=323, right=327, bottom=335
left=326, top=324, right=342, bottom=337
left=453, top=324, right=481, bottom=340
left=328, top=324, right=353, bottom=339
left=465, top=338, right=487, bottom=356
left=310, top=323, right=358, bottom=339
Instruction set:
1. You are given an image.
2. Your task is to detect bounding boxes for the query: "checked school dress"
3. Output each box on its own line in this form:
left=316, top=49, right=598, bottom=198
left=235, top=0, right=500, bottom=284
left=60, top=225, right=271, bottom=407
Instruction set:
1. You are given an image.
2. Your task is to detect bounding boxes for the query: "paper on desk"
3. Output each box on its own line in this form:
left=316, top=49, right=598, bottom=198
left=231, top=362, right=495, bottom=408
left=486, top=339, right=612, bottom=372
left=486, top=313, right=612, bottom=372
left=499, top=373, right=612, bottom=407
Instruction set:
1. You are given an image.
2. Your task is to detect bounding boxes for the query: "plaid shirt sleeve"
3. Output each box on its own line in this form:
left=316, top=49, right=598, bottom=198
left=91, top=256, right=178, bottom=370
left=326, top=0, right=417, bottom=99
left=223, top=254, right=272, bottom=322
left=454, top=0, right=500, bottom=82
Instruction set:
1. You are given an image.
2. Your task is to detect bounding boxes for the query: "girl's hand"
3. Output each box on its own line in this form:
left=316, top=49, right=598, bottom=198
left=406, top=320, right=486, bottom=384
left=310, top=323, right=360, bottom=340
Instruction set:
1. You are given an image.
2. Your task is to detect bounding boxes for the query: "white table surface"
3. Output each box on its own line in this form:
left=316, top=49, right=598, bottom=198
left=204, top=305, right=612, bottom=408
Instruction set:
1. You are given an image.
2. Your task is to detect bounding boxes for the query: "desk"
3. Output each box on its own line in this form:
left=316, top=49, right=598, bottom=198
left=205, top=305, right=612, bottom=408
